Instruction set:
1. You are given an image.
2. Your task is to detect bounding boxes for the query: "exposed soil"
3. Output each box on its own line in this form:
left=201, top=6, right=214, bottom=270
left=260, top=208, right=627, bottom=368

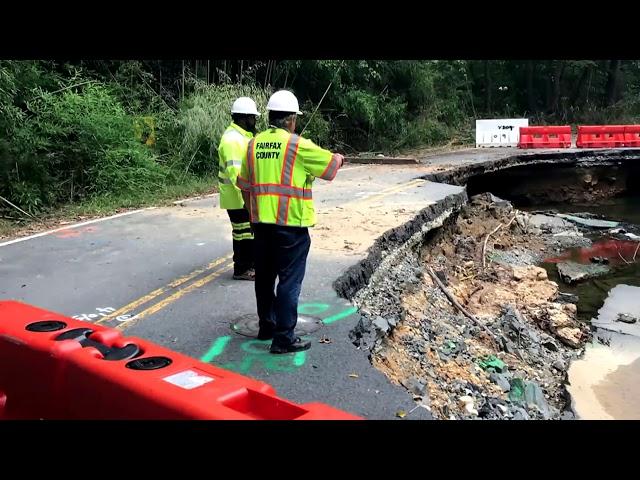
left=352, top=194, right=591, bottom=420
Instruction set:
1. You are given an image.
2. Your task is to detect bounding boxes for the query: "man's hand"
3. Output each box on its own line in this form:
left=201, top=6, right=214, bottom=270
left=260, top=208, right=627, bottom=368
left=333, top=153, right=345, bottom=168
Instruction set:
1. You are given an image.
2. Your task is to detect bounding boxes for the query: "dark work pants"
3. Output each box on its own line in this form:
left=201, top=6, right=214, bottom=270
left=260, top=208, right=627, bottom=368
left=252, top=223, right=311, bottom=347
left=226, top=209, right=254, bottom=275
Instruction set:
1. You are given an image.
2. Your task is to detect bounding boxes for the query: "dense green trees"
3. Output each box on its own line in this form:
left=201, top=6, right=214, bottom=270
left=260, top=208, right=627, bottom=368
left=1, top=59, right=638, bottom=216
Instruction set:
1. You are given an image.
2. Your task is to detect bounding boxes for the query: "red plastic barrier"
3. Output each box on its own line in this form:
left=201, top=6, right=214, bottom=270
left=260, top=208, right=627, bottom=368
left=623, top=125, right=640, bottom=147
left=518, top=126, right=572, bottom=149
left=0, top=301, right=360, bottom=420
left=576, top=125, right=626, bottom=148
left=0, top=304, right=77, bottom=419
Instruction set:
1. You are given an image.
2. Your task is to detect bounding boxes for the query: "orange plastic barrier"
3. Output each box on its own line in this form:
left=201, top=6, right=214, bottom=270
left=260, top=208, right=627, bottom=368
left=623, top=125, right=640, bottom=147
left=576, top=125, right=626, bottom=148
left=518, top=126, right=572, bottom=149
left=0, top=301, right=361, bottom=420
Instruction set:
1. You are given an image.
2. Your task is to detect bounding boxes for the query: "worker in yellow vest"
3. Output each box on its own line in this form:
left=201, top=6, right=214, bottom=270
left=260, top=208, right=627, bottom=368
left=217, top=97, right=260, bottom=280
left=237, top=90, right=344, bottom=353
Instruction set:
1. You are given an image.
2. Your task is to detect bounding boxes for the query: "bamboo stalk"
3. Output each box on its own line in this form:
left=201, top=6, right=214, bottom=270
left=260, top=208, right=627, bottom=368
left=0, top=195, right=36, bottom=220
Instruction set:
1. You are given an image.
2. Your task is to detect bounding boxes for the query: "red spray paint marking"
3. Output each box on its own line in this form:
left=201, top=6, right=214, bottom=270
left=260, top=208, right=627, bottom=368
left=53, top=226, right=99, bottom=239
left=545, top=238, right=640, bottom=265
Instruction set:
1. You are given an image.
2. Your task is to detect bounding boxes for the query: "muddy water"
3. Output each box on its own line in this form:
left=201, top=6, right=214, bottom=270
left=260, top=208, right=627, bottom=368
left=571, top=195, right=640, bottom=226
left=541, top=252, right=640, bottom=418
left=542, top=242, right=640, bottom=322
left=566, top=285, right=640, bottom=420
left=468, top=162, right=640, bottom=418
left=526, top=195, right=640, bottom=226
left=533, top=197, right=640, bottom=419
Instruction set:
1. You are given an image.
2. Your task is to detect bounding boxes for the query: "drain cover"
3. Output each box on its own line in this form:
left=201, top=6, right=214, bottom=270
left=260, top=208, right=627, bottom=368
left=231, top=314, right=323, bottom=337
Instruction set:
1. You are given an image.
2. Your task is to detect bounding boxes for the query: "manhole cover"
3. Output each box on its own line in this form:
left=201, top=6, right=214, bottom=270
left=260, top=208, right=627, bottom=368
left=231, top=314, right=324, bottom=337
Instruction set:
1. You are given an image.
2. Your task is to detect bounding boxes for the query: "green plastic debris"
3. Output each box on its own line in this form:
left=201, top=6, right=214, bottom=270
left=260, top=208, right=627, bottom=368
left=440, top=340, right=458, bottom=356
left=509, top=378, right=526, bottom=404
left=478, top=355, right=506, bottom=373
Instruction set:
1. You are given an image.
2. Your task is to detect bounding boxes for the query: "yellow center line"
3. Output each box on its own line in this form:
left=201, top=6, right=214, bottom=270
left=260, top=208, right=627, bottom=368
left=116, top=263, right=234, bottom=331
left=95, top=253, right=233, bottom=324
left=348, top=178, right=427, bottom=206
left=93, top=177, right=427, bottom=331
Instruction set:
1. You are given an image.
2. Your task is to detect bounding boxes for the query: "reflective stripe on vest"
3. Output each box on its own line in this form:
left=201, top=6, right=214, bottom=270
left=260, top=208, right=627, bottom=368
left=247, top=134, right=312, bottom=225
left=320, top=155, right=340, bottom=181
left=281, top=136, right=300, bottom=185
left=247, top=131, right=324, bottom=226
left=274, top=135, right=301, bottom=225
left=251, top=184, right=311, bottom=199
left=247, top=138, right=259, bottom=223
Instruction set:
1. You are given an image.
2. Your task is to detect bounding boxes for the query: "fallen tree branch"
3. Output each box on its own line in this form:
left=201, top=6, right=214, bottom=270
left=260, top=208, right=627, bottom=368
left=468, top=284, right=484, bottom=299
left=618, top=250, right=631, bottom=265
left=482, top=215, right=517, bottom=269
left=459, top=274, right=477, bottom=282
left=0, top=195, right=36, bottom=220
left=427, top=266, right=499, bottom=347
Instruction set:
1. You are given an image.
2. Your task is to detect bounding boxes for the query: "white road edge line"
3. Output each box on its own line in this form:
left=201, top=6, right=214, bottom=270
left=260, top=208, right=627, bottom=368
left=1, top=165, right=373, bottom=248
left=0, top=209, right=148, bottom=248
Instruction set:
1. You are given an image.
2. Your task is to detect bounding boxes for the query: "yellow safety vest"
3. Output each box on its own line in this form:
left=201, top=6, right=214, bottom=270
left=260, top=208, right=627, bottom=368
left=217, top=122, right=253, bottom=210
left=237, top=128, right=340, bottom=227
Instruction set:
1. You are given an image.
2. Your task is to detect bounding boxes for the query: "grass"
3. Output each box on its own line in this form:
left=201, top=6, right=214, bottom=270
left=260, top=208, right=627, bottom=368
left=0, top=219, right=15, bottom=237
left=0, top=175, right=217, bottom=240
left=62, top=175, right=217, bottom=215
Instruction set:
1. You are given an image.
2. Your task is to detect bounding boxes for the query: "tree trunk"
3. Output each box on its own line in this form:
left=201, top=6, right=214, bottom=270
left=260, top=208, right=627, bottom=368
left=181, top=60, right=185, bottom=101
left=548, top=60, right=565, bottom=114
left=617, top=62, right=626, bottom=104
left=606, top=59, right=621, bottom=106
left=526, top=60, right=536, bottom=113
left=570, top=65, right=591, bottom=107
left=585, top=67, right=594, bottom=105
left=264, top=60, right=271, bottom=89
left=484, top=60, right=492, bottom=115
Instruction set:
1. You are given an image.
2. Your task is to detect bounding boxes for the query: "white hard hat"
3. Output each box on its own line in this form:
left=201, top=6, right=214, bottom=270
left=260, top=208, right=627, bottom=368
left=266, top=90, right=303, bottom=115
left=231, top=97, right=261, bottom=116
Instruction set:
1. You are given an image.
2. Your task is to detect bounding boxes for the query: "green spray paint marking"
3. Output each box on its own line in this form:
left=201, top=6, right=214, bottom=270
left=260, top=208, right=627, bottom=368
left=200, top=303, right=356, bottom=373
left=222, top=352, right=303, bottom=374
left=293, top=352, right=306, bottom=366
left=297, top=303, right=330, bottom=315
left=204, top=337, right=306, bottom=374
left=200, top=335, right=231, bottom=362
left=240, top=339, right=271, bottom=354
left=322, top=306, right=358, bottom=325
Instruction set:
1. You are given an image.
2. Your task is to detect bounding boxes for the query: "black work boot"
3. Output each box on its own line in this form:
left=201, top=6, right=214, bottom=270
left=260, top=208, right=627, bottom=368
left=233, top=268, right=255, bottom=281
left=269, top=337, right=311, bottom=354
left=257, top=329, right=274, bottom=340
